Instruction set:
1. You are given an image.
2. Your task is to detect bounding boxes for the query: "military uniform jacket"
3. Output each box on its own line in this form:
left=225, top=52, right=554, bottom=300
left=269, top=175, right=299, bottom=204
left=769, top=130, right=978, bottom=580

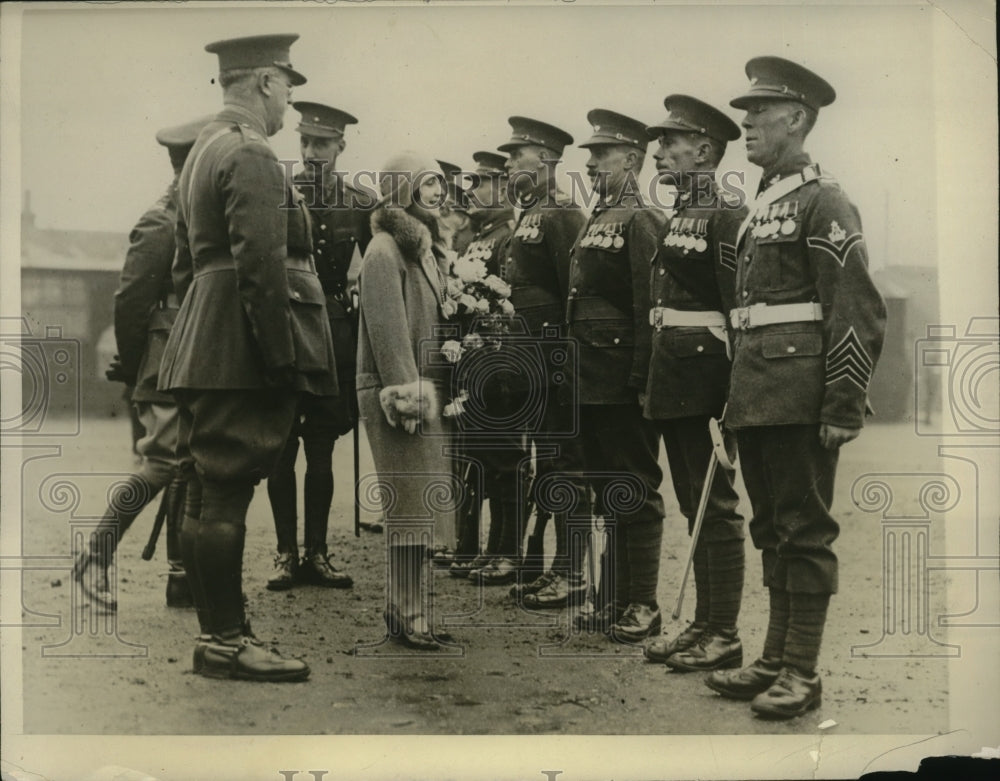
left=295, top=171, right=374, bottom=373
left=501, top=184, right=585, bottom=392
left=115, top=182, right=179, bottom=404
left=644, top=187, right=746, bottom=420
left=159, top=106, right=336, bottom=396
left=727, top=154, right=887, bottom=429
left=567, top=193, right=665, bottom=405
left=461, top=207, right=514, bottom=278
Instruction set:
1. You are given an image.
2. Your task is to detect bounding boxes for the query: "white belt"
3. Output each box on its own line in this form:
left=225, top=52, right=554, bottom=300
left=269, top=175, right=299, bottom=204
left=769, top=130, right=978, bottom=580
left=729, top=302, right=823, bottom=331
left=649, top=307, right=727, bottom=328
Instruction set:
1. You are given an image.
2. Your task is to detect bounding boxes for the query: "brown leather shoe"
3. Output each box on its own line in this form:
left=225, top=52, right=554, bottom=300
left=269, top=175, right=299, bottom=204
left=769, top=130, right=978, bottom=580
left=522, top=573, right=587, bottom=609
left=643, top=621, right=707, bottom=663
left=610, top=603, right=662, bottom=644
left=509, top=570, right=557, bottom=598
left=474, top=557, right=519, bottom=586
left=666, top=628, right=743, bottom=672
left=705, top=656, right=782, bottom=700
left=266, top=552, right=298, bottom=591
left=73, top=551, right=116, bottom=611
left=299, top=553, right=353, bottom=588
left=192, top=635, right=310, bottom=682
left=750, top=667, right=822, bottom=718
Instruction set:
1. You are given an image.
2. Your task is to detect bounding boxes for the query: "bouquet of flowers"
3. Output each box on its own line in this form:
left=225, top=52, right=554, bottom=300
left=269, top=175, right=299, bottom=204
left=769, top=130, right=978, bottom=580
left=440, top=255, right=515, bottom=364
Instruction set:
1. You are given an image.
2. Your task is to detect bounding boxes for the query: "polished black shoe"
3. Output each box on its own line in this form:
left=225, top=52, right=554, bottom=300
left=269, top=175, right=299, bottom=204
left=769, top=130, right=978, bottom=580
left=450, top=554, right=490, bottom=579
left=384, top=605, right=441, bottom=651
left=73, top=551, right=116, bottom=611
left=750, top=667, right=822, bottom=719
left=705, top=656, right=783, bottom=700
left=165, top=568, right=194, bottom=608
left=523, top=573, right=587, bottom=609
left=509, top=569, right=557, bottom=598
left=192, top=634, right=310, bottom=682
left=610, top=603, right=662, bottom=644
left=266, top=553, right=297, bottom=591
left=299, top=553, right=353, bottom=588
left=643, top=621, right=706, bottom=663
left=573, top=602, right=624, bottom=634
left=666, top=628, right=743, bottom=672
left=476, top=557, right=518, bottom=586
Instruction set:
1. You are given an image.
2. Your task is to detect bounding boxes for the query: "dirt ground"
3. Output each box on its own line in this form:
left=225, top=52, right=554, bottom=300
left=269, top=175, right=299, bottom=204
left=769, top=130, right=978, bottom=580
left=12, top=417, right=949, bottom=736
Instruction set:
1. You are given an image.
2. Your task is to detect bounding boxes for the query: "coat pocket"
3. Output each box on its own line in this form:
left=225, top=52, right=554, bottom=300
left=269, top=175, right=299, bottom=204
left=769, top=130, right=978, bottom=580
left=664, top=329, right=727, bottom=359
left=574, top=317, right=634, bottom=348
left=761, top=329, right=823, bottom=359
left=287, top=268, right=333, bottom=373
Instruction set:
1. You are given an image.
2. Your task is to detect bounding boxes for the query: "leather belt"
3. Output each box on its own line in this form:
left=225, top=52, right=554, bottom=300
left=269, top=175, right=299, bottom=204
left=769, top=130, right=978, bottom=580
left=729, top=302, right=823, bottom=331
left=194, top=253, right=315, bottom=277
left=649, top=307, right=726, bottom=328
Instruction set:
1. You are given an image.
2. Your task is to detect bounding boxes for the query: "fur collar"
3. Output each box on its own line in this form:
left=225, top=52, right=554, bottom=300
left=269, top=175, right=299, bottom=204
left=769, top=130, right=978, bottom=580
left=371, top=206, right=433, bottom=262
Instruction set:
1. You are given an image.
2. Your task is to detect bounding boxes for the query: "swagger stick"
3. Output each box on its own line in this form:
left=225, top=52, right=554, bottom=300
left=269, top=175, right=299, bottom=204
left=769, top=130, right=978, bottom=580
left=352, top=288, right=361, bottom=538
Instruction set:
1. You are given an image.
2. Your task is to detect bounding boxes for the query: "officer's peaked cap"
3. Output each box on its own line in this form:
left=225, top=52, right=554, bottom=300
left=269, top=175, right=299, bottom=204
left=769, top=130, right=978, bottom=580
left=205, top=34, right=307, bottom=87
left=579, top=109, right=649, bottom=151
left=155, top=115, right=215, bottom=149
left=730, top=56, right=835, bottom=111
left=293, top=101, right=358, bottom=138
left=498, top=117, right=573, bottom=157
left=472, top=151, right=508, bottom=175
left=646, top=95, right=741, bottom=143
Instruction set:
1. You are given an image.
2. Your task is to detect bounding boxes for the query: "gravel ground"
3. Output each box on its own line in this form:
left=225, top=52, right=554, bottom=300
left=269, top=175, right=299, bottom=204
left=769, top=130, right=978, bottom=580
left=14, top=418, right=949, bottom=736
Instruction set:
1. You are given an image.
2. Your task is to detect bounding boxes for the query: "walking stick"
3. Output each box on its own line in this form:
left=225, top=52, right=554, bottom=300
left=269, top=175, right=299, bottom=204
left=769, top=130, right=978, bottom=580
left=141, top=489, right=170, bottom=561
left=672, top=409, right=737, bottom=620
left=351, top=288, right=361, bottom=538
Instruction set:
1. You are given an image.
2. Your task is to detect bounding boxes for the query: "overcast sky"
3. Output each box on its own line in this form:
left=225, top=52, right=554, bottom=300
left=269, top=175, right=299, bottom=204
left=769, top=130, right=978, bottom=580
left=6, top=1, right=964, bottom=272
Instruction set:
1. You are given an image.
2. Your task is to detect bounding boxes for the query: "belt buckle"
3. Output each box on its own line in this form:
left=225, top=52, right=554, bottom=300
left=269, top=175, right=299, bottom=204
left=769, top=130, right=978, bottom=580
left=736, top=307, right=750, bottom=331
left=652, top=308, right=663, bottom=328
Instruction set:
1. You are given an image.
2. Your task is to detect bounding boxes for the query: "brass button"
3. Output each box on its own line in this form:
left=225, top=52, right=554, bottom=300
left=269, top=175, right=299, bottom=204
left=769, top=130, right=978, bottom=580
left=320, top=224, right=327, bottom=230
left=657, top=298, right=662, bottom=305
left=542, top=322, right=549, bottom=327
left=659, top=269, right=665, bottom=276
left=742, top=290, right=749, bottom=298
left=319, top=239, right=326, bottom=245
left=697, top=345, right=704, bottom=352
left=293, top=291, right=301, bottom=300
left=613, top=337, right=620, bottom=345
left=786, top=345, right=796, bottom=354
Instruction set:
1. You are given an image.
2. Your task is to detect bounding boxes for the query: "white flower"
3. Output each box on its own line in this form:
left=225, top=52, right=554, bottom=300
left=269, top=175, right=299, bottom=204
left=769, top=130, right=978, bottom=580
left=459, top=293, right=478, bottom=311
left=446, top=277, right=464, bottom=296
left=442, top=298, right=459, bottom=317
left=462, top=332, right=485, bottom=351
left=484, top=275, right=511, bottom=298
left=500, top=299, right=515, bottom=315
left=474, top=298, right=491, bottom=314
left=453, top=256, right=487, bottom=283
left=441, top=340, right=463, bottom=363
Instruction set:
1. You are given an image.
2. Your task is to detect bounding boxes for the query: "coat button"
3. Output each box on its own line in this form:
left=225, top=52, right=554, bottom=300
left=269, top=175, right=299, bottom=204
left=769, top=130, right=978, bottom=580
left=320, top=224, right=327, bottom=230
left=571, top=287, right=578, bottom=294
left=742, top=290, right=749, bottom=298
left=659, top=269, right=665, bottom=275
left=656, top=298, right=662, bottom=304
left=542, top=322, right=549, bottom=327
left=613, top=337, right=620, bottom=345
left=293, top=291, right=301, bottom=300
left=786, top=345, right=796, bottom=354
left=697, top=345, right=704, bottom=352
left=319, top=239, right=326, bottom=245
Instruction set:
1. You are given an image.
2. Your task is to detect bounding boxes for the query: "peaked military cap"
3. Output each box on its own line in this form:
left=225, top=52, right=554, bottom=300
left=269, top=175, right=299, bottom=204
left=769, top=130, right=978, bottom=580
left=205, top=34, right=307, bottom=86
left=730, top=56, right=835, bottom=111
left=646, top=95, right=741, bottom=143
left=472, top=151, right=508, bottom=176
left=155, top=115, right=214, bottom=149
left=293, top=101, right=357, bottom=138
left=437, top=160, right=468, bottom=210
left=498, top=116, right=574, bottom=156
left=579, top=109, right=649, bottom=150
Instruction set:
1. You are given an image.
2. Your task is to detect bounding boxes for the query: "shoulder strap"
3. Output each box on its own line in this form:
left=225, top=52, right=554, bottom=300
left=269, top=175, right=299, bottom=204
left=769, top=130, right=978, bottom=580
left=181, top=127, right=236, bottom=218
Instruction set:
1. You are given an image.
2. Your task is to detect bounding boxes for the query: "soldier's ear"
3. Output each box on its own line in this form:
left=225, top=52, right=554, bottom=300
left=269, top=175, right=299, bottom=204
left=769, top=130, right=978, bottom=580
left=337, top=137, right=347, bottom=153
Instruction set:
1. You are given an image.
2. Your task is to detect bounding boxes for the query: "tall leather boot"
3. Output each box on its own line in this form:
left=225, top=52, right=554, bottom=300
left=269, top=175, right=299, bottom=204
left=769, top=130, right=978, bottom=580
left=165, top=475, right=193, bottom=608
left=180, top=473, right=213, bottom=635
left=192, top=479, right=254, bottom=638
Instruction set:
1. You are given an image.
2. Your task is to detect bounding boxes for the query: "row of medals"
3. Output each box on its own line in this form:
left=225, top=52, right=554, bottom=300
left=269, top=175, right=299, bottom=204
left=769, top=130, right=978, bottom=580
left=580, top=222, right=625, bottom=249
left=750, top=201, right=799, bottom=240
left=462, top=239, right=496, bottom=263
left=514, top=213, right=542, bottom=240
left=664, top=217, right=709, bottom=253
